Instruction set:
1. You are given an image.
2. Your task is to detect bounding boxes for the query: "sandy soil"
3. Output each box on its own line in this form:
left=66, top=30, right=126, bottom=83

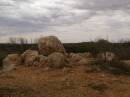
left=0, top=64, right=130, bottom=97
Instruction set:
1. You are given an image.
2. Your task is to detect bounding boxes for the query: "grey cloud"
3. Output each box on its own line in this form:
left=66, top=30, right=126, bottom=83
left=0, top=0, right=130, bottom=42
left=45, top=5, right=97, bottom=26
left=76, top=0, right=130, bottom=11
left=0, top=0, right=14, bottom=6
left=0, top=16, right=51, bottom=33
left=0, top=1, right=95, bottom=34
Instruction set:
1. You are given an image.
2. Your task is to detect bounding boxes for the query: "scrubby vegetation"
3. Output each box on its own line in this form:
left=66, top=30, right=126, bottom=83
left=1, top=39, right=130, bottom=61
left=65, top=40, right=130, bottom=60
left=88, top=60, right=130, bottom=75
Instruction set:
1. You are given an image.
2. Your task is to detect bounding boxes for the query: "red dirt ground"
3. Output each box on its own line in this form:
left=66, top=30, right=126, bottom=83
left=0, top=65, right=130, bottom=97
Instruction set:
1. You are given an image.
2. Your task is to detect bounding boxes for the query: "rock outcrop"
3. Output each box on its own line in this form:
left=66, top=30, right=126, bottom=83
left=38, top=36, right=66, bottom=56
left=2, top=36, right=91, bottom=70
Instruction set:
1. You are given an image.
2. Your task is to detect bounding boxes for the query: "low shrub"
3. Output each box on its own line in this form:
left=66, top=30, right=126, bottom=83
left=89, top=59, right=130, bottom=75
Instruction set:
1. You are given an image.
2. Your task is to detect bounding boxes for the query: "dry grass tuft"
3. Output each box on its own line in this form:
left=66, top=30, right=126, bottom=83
left=88, top=82, right=108, bottom=92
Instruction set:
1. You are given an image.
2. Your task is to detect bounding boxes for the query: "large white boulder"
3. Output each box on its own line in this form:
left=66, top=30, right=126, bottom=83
left=2, top=54, right=21, bottom=71
left=48, top=52, right=66, bottom=68
left=38, top=36, right=66, bottom=56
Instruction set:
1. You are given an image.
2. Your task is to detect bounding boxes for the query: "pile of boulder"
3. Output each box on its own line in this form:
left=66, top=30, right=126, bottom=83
left=2, top=36, right=89, bottom=71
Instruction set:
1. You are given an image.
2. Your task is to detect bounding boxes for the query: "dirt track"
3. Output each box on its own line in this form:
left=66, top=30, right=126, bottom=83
left=0, top=65, right=130, bottom=97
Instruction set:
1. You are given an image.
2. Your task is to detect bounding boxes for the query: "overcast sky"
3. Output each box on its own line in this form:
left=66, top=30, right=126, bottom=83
left=0, top=0, right=130, bottom=43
